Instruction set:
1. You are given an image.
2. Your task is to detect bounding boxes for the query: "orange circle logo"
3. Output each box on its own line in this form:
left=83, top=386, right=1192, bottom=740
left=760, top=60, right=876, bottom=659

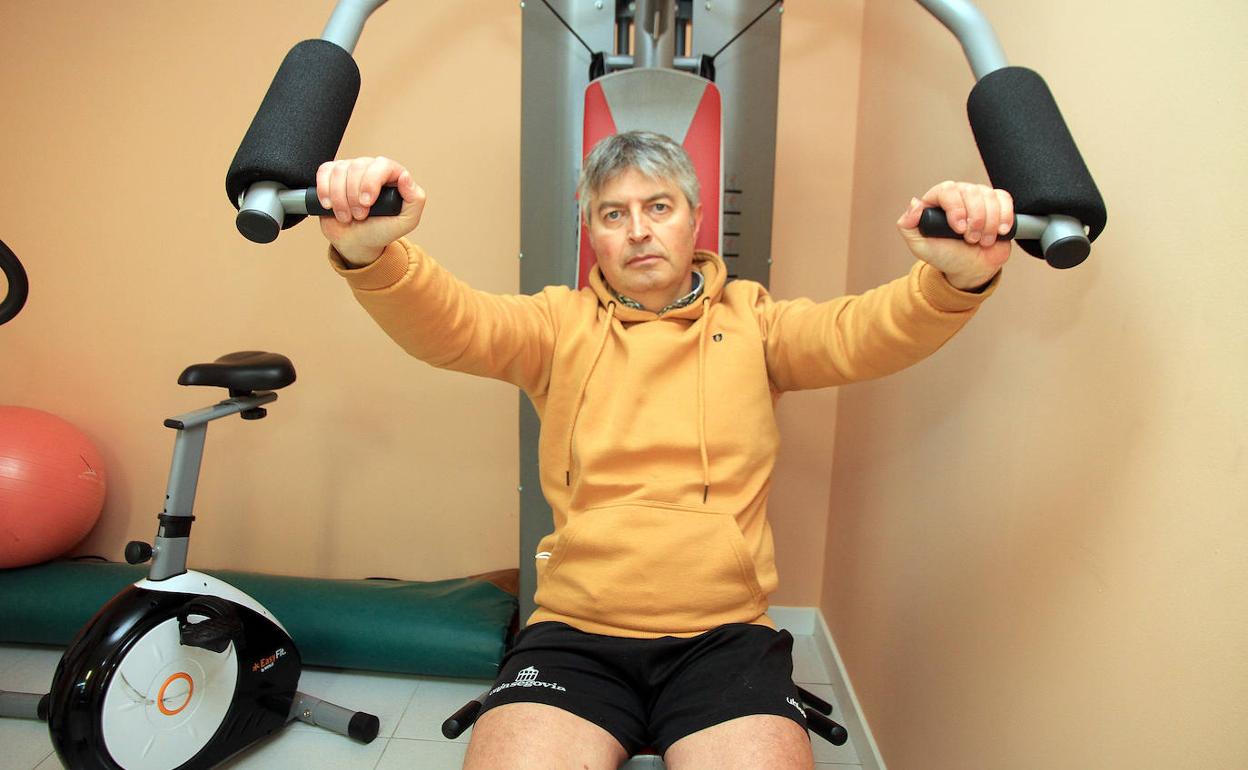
left=157, top=672, right=194, bottom=716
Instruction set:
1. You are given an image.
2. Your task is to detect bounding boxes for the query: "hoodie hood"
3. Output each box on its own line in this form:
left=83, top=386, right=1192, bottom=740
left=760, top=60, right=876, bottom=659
left=587, top=250, right=727, bottom=321
left=569, top=249, right=728, bottom=502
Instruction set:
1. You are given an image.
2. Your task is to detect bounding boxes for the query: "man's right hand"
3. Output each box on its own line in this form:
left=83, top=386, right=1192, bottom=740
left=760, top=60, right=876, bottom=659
left=316, top=156, right=426, bottom=267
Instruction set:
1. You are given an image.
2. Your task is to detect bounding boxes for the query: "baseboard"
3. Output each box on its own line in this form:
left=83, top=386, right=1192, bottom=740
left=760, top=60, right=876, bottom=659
left=773, top=605, right=887, bottom=770
left=769, top=605, right=817, bottom=635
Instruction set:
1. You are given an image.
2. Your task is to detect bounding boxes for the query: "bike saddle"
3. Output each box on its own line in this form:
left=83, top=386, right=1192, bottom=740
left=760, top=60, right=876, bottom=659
left=178, top=351, right=296, bottom=393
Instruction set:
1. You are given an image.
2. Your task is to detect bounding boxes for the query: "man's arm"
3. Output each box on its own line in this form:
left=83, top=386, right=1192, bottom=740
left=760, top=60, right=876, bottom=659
left=318, top=157, right=560, bottom=396
left=763, top=182, right=1010, bottom=392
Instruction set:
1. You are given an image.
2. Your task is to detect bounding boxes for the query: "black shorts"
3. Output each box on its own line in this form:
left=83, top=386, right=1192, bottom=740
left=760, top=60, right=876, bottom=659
left=477, top=621, right=808, bottom=756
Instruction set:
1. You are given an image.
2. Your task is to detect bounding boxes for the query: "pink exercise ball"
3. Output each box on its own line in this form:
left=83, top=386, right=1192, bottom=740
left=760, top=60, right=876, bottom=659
left=0, top=406, right=107, bottom=568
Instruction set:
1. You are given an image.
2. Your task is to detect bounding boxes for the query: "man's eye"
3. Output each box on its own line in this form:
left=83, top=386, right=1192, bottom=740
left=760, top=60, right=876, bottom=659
left=652, top=203, right=669, bottom=213
left=604, top=210, right=622, bottom=221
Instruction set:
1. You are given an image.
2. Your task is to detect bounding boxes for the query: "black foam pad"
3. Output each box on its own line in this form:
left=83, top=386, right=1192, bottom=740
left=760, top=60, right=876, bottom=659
left=225, top=39, right=361, bottom=229
left=968, top=67, right=1106, bottom=259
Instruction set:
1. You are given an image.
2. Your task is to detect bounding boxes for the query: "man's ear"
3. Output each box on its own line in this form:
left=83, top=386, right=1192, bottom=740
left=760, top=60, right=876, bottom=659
left=692, top=202, right=703, bottom=242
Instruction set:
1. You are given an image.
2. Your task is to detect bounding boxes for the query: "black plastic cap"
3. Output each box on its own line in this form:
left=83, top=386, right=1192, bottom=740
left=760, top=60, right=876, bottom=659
left=236, top=209, right=281, bottom=244
left=349, top=712, right=380, bottom=743
left=1044, top=235, right=1091, bottom=269
left=125, top=541, right=153, bottom=565
left=37, top=693, right=50, bottom=722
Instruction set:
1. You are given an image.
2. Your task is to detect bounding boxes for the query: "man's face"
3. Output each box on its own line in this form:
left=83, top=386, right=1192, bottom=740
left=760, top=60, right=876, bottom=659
left=587, top=168, right=702, bottom=313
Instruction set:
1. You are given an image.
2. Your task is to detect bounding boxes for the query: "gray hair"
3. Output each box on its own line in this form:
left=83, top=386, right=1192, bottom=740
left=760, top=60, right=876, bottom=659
left=577, top=131, right=701, bottom=223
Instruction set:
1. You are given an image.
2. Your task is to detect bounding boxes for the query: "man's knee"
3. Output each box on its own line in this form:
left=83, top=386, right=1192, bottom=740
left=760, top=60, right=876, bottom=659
left=663, top=714, right=813, bottom=770
left=463, top=702, right=630, bottom=770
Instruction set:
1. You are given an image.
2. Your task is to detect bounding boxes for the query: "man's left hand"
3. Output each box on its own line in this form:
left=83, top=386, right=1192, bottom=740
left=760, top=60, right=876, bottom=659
left=896, top=181, right=1013, bottom=291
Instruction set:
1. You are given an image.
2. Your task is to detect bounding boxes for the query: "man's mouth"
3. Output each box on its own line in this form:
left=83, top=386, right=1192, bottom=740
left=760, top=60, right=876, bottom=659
left=626, top=253, right=663, bottom=266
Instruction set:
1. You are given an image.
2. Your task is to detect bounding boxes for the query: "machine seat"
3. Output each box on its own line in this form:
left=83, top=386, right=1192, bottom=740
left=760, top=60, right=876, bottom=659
left=177, top=351, right=296, bottom=392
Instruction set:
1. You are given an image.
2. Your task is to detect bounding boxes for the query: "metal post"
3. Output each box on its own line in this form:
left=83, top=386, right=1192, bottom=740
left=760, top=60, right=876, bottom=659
left=147, top=393, right=278, bottom=581
left=321, top=0, right=391, bottom=53
left=913, top=0, right=1008, bottom=79
left=634, top=0, right=676, bottom=69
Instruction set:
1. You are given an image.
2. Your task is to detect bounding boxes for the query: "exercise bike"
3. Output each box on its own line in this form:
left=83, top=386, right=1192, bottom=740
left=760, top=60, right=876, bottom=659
left=1, top=238, right=28, bottom=327
left=0, top=351, right=379, bottom=769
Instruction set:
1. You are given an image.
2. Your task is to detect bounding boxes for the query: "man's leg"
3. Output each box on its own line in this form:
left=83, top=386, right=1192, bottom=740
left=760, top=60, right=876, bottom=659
left=661, top=714, right=813, bottom=770
left=463, top=702, right=631, bottom=770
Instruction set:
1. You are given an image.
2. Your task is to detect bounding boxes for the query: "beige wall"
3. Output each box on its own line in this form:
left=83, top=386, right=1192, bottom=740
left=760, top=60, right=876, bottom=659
left=0, top=0, right=523, bottom=582
left=825, top=1, right=1248, bottom=768
left=769, top=0, right=864, bottom=605
left=0, top=1, right=857, bottom=607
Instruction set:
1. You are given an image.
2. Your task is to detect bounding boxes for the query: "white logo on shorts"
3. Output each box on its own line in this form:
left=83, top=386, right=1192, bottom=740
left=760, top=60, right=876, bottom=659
left=787, top=696, right=807, bottom=718
left=489, top=666, right=567, bottom=697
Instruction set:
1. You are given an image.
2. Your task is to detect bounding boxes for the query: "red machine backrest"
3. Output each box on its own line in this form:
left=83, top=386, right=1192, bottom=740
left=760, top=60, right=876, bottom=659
left=577, top=69, right=722, bottom=288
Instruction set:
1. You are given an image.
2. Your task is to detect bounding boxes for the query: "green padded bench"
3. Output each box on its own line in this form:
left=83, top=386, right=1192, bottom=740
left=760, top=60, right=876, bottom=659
left=0, top=560, right=517, bottom=679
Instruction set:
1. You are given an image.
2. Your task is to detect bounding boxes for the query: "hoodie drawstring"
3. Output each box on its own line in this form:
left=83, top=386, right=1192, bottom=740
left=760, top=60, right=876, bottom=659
left=567, top=301, right=616, bottom=485
left=698, top=298, right=711, bottom=503
left=563, top=297, right=712, bottom=504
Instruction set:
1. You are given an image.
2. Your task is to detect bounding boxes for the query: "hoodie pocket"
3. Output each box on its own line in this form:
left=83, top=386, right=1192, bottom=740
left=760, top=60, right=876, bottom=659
left=533, top=502, right=765, bottom=635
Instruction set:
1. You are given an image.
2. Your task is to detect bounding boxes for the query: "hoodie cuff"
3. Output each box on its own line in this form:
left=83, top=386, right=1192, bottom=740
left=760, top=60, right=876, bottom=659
left=328, top=239, right=418, bottom=291
left=916, top=261, right=1000, bottom=312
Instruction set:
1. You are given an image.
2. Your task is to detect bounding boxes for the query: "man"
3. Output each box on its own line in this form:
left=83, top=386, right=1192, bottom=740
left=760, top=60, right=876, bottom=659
left=317, top=131, right=1012, bottom=769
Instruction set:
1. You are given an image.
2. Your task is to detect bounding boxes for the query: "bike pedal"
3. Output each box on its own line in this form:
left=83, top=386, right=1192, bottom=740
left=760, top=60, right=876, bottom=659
left=179, top=614, right=242, bottom=653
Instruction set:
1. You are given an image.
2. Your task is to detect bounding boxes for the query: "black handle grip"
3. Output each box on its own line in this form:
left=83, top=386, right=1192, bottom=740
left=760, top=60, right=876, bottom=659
left=918, top=207, right=1017, bottom=241
left=1, top=239, right=29, bottom=327
left=797, top=685, right=834, bottom=716
left=441, top=699, right=483, bottom=739
left=804, top=708, right=850, bottom=746
left=304, top=186, right=403, bottom=217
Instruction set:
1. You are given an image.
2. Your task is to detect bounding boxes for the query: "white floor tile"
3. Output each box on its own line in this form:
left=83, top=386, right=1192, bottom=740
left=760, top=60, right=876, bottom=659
left=289, top=666, right=422, bottom=740
left=0, top=645, right=63, bottom=694
left=0, top=718, right=55, bottom=770
left=32, top=754, right=64, bottom=770
left=15, top=725, right=386, bottom=770
left=217, top=726, right=387, bottom=770
left=792, top=633, right=834, bottom=686
left=374, top=737, right=467, bottom=770
left=0, top=646, right=61, bottom=770
left=393, top=677, right=494, bottom=744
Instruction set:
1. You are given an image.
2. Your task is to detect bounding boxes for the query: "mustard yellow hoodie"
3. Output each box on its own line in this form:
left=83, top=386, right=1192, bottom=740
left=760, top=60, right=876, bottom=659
left=334, top=239, right=996, bottom=639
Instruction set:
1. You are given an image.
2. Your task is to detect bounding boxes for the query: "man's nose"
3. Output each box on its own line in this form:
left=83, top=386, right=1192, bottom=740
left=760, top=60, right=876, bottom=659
left=628, top=210, right=651, bottom=241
